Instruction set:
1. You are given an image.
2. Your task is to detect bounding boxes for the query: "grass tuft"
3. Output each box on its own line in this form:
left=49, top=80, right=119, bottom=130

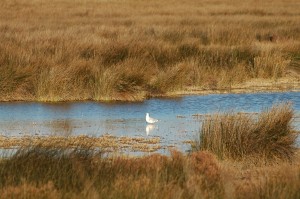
left=196, top=103, right=297, bottom=161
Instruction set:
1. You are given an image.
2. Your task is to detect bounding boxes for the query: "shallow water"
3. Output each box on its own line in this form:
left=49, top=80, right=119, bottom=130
left=0, top=92, right=299, bottom=154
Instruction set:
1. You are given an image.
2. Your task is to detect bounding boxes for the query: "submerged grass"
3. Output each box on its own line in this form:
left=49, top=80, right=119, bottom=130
left=0, top=0, right=300, bottom=101
left=0, top=135, right=161, bottom=153
left=196, top=103, right=297, bottom=161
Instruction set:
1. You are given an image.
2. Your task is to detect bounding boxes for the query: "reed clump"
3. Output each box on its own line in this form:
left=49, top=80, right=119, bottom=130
left=196, top=103, right=297, bottom=161
left=0, top=0, right=299, bottom=101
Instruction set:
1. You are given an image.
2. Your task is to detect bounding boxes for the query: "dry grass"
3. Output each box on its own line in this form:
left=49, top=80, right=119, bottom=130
left=196, top=103, right=297, bottom=161
left=0, top=147, right=299, bottom=199
left=221, top=152, right=300, bottom=199
left=0, top=0, right=300, bottom=101
left=0, top=149, right=224, bottom=199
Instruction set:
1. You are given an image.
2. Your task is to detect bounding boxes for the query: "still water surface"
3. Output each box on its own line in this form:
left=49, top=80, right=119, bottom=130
left=0, top=92, right=299, bottom=154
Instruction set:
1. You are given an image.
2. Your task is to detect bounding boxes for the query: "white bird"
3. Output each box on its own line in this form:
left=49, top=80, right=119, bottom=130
left=146, top=113, right=158, bottom=124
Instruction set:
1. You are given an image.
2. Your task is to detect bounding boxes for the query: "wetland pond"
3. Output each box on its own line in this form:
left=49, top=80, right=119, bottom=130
left=0, top=92, right=299, bottom=155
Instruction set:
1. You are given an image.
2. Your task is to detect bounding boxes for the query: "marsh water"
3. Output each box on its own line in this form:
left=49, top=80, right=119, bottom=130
left=0, top=92, right=299, bottom=154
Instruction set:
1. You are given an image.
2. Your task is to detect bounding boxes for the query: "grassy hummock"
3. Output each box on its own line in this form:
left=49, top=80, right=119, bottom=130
left=196, top=103, right=297, bottom=161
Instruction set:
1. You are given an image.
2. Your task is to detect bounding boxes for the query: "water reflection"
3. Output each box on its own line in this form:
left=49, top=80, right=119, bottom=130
left=41, top=102, right=73, bottom=111
left=146, top=124, right=155, bottom=136
left=47, top=119, right=73, bottom=136
left=0, top=148, right=18, bottom=158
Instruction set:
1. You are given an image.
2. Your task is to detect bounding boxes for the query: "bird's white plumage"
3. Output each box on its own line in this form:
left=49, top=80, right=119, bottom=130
left=146, top=113, right=158, bottom=124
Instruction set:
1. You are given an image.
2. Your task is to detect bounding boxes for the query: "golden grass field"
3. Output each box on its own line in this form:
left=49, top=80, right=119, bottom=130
left=0, top=0, right=300, bottom=101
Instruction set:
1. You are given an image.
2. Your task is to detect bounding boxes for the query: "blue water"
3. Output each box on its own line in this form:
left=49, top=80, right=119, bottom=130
left=0, top=92, right=299, bottom=153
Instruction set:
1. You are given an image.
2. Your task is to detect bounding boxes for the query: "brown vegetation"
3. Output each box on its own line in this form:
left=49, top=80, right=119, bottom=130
left=0, top=148, right=224, bottom=199
left=221, top=152, right=300, bottom=199
left=196, top=103, right=297, bottom=161
left=0, top=147, right=299, bottom=199
left=0, top=0, right=300, bottom=101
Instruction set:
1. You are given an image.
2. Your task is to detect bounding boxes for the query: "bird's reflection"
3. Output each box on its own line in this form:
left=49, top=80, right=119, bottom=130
left=146, top=124, right=155, bottom=136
